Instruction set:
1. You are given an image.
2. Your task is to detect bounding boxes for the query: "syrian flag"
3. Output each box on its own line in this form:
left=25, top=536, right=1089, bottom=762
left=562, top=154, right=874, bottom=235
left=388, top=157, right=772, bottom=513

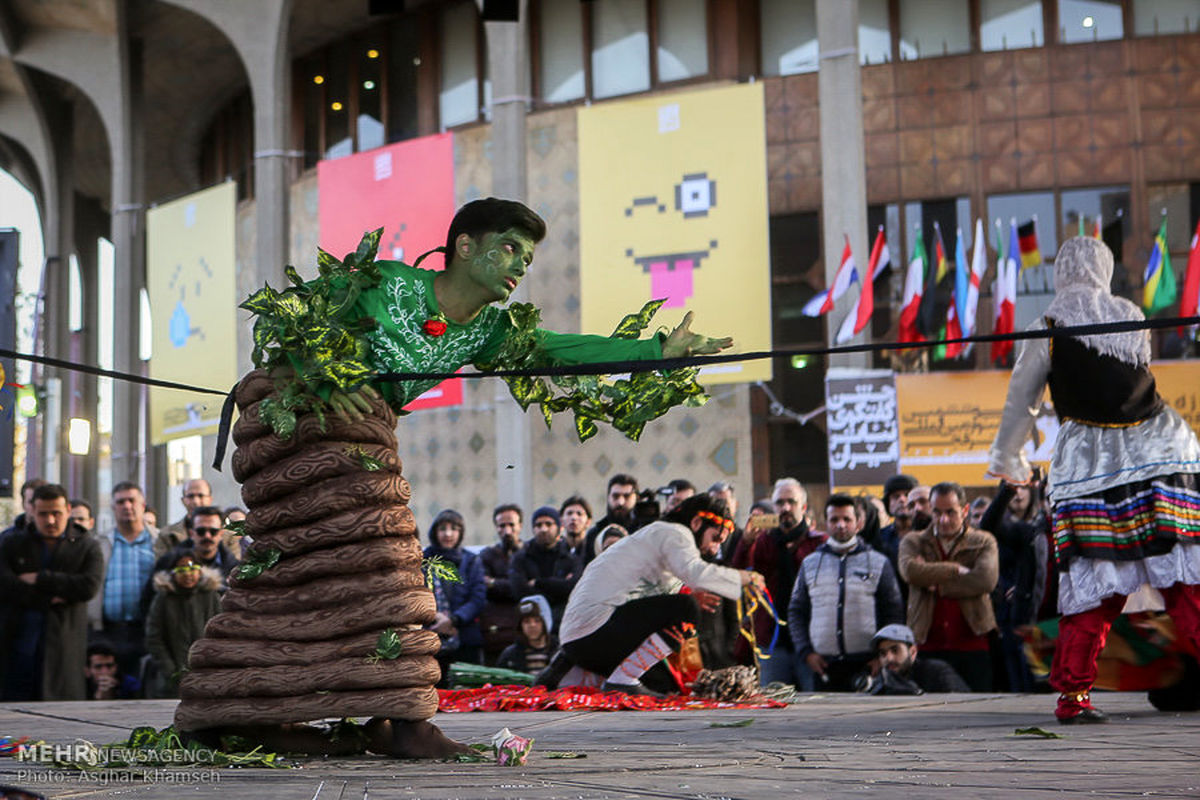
left=898, top=228, right=926, bottom=343
left=802, top=234, right=857, bottom=316
left=836, top=226, right=889, bottom=344
left=991, top=219, right=1019, bottom=364
left=963, top=217, right=988, bottom=336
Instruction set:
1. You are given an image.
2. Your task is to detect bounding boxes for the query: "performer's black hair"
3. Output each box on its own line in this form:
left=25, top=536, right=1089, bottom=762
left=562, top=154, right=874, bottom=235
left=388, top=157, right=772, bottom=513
left=663, top=493, right=732, bottom=548
left=444, top=197, right=547, bottom=263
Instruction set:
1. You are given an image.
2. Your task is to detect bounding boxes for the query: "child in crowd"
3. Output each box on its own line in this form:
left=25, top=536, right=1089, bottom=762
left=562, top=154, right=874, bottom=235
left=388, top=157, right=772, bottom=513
left=144, top=553, right=222, bottom=698
left=497, top=595, right=557, bottom=675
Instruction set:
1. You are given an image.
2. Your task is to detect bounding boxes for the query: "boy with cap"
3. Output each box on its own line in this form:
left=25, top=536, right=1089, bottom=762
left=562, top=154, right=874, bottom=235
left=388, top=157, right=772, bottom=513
left=866, top=623, right=970, bottom=694
left=508, top=506, right=581, bottom=629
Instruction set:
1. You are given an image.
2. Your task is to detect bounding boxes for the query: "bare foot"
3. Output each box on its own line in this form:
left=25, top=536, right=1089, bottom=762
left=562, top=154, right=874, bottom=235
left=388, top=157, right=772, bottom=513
left=364, top=717, right=472, bottom=759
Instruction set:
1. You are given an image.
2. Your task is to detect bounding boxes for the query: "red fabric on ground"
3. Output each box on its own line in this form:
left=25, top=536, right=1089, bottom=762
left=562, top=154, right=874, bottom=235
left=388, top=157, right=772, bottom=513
left=437, top=684, right=787, bottom=713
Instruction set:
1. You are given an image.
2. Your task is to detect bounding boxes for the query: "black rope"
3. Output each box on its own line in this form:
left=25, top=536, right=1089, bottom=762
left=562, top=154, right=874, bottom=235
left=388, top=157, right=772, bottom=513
left=2, top=315, right=1196, bottom=473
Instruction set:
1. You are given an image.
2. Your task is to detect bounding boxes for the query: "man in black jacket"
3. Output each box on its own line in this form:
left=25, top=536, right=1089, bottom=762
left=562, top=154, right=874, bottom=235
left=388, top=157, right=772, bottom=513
left=0, top=483, right=104, bottom=700
left=509, top=506, right=580, bottom=630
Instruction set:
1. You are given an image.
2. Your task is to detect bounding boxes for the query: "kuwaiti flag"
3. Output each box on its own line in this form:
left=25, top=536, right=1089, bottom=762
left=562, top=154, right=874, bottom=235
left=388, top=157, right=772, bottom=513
left=991, top=219, right=1019, bottom=364
left=836, top=226, right=890, bottom=344
left=899, top=228, right=926, bottom=343
left=1143, top=216, right=1177, bottom=315
left=1179, top=218, right=1200, bottom=332
left=963, top=217, right=988, bottom=336
left=802, top=234, right=857, bottom=316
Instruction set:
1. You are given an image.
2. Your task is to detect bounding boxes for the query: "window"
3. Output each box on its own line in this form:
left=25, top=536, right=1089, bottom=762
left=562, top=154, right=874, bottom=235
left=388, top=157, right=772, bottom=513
left=1061, top=185, right=1130, bottom=247
left=440, top=1, right=482, bottom=128
left=761, top=0, right=818, bottom=76
left=1058, top=0, right=1123, bottom=44
left=539, top=0, right=585, bottom=102
left=860, top=0, right=893, bottom=65
left=387, top=22, right=421, bottom=143
left=592, top=0, right=651, bottom=98
left=1134, top=0, right=1200, bottom=36
left=357, top=36, right=385, bottom=153
left=656, top=0, right=708, bottom=82
left=899, top=0, right=971, bottom=60
left=981, top=0, right=1045, bottom=50
left=324, top=41, right=352, bottom=159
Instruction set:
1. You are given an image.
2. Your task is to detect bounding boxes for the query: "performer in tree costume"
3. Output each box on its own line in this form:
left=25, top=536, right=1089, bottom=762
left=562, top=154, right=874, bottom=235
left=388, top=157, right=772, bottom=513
left=174, top=198, right=732, bottom=757
left=988, top=236, right=1200, bottom=724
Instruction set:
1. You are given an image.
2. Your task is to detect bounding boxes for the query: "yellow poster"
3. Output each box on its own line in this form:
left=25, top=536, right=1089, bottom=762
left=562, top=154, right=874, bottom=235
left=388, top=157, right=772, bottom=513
left=147, top=182, right=237, bottom=444
left=578, top=83, right=771, bottom=384
left=895, top=360, right=1200, bottom=487
left=895, top=370, right=1053, bottom=487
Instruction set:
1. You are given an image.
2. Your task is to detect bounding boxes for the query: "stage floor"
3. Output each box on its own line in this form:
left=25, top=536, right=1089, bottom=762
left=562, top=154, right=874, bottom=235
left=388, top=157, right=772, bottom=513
left=2, top=692, right=1197, bottom=799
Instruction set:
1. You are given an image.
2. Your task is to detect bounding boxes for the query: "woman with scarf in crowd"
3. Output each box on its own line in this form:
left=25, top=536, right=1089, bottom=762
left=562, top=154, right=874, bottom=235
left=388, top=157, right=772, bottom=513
left=988, top=236, right=1200, bottom=724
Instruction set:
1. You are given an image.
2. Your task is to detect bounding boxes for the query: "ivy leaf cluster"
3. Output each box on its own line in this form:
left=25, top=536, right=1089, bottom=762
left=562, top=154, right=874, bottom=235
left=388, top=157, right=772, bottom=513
left=241, top=229, right=386, bottom=437
left=422, top=556, right=462, bottom=589
left=233, top=546, right=281, bottom=582
left=365, top=628, right=405, bottom=664
left=479, top=299, right=708, bottom=442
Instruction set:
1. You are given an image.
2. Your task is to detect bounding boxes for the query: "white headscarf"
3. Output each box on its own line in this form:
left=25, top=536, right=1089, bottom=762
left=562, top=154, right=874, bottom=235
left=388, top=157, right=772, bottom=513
left=1043, top=236, right=1151, bottom=367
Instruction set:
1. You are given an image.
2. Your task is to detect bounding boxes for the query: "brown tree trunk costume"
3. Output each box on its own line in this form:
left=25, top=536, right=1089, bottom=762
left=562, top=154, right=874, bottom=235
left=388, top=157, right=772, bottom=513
left=174, top=370, right=467, bottom=758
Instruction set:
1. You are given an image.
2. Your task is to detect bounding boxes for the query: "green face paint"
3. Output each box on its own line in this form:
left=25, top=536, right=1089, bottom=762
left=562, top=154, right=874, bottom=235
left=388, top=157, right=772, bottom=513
left=465, top=228, right=536, bottom=301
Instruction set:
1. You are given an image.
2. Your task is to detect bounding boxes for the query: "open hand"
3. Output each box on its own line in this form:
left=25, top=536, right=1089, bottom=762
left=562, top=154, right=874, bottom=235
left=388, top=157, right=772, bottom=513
left=662, top=311, right=734, bottom=358
left=328, top=384, right=382, bottom=422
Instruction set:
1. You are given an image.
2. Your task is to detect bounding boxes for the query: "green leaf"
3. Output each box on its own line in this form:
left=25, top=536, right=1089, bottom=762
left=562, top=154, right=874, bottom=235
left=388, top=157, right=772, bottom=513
left=543, top=751, right=587, bottom=759
left=344, top=445, right=386, bottom=471
left=239, top=285, right=280, bottom=316
left=234, top=547, right=281, bottom=582
left=225, top=519, right=246, bottom=537
left=355, top=228, right=384, bottom=265
left=365, top=628, right=404, bottom=663
left=284, top=264, right=306, bottom=288
left=709, top=718, right=754, bottom=728
left=610, top=299, right=665, bottom=339
left=1013, top=727, right=1064, bottom=739
left=317, top=248, right=341, bottom=274
left=422, top=555, right=462, bottom=589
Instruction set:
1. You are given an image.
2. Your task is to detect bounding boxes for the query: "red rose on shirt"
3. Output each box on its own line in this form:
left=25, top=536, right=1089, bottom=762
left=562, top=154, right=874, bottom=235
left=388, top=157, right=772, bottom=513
left=422, top=319, right=448, bottom=337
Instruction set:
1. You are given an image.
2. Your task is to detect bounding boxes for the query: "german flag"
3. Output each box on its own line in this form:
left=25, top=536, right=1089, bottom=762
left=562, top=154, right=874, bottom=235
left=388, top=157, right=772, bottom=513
left=1017, top=219, right=1042, bottom=269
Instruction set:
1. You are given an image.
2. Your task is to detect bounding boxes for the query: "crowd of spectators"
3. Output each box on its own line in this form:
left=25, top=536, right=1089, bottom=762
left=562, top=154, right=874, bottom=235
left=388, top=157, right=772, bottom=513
left=2, top=464, right=1064, bottom=701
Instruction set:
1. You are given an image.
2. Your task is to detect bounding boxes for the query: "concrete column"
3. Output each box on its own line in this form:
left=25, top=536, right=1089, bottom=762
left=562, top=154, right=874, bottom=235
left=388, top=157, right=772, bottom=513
left=41, top=99, right=75, bottom=484
left=160, top=0, right=293, bottom=375
left=816, top=0, right=869, bottom=366
left=110, top=11, right=147, bottom=486
left=74, top=197, right=103, bottom=503
left=484, top=1, right=534, bottom=511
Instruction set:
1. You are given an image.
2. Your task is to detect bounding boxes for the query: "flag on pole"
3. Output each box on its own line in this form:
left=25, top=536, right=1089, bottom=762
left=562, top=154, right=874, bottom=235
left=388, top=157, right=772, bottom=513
left=964, top=217, right=987, bottom=336
left=802, top=234, right=857, bottom=316
left=1018, top=218, right=1042, bottom=268
left=836, top=226, right=889, bottom=344
left=1180, top=219, right=1200, bottom=333
left=919, top=221, right=951, bottom=343
left=1093, top=212, right=1102, bottom=240
left=934, top=222, right=949, bottom=283
left=1143, top=216, right=1177, bottom=315
left=944, top=289, right=964, bottom=358
left=899, top=228, right=926, bottom=343
left=954, top=226, right=969, bottom=331
left=991, top=219, right=1019, bottom=364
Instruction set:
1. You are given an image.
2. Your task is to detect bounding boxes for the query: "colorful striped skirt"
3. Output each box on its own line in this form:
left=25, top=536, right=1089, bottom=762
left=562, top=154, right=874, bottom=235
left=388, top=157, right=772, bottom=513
left=1052, top=473, right=1200, bottom=570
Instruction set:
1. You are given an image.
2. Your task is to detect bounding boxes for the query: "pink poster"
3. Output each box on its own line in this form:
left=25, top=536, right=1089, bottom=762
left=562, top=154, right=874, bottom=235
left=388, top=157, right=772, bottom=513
left=318, top=133, right=460, bottom=410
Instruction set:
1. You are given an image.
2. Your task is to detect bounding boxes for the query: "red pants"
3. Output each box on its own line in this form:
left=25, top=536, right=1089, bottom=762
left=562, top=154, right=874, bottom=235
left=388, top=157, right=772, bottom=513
left=1051, top=582, right=1200, bottom=713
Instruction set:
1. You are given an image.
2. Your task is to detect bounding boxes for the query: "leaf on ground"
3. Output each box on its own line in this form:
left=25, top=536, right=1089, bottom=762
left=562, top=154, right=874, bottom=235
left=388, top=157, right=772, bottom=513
left=1013, top=727, right=1064, bottom=739
left=543, top=751, right=587, bottom=759
left=709, top=718, right=755, bottom=728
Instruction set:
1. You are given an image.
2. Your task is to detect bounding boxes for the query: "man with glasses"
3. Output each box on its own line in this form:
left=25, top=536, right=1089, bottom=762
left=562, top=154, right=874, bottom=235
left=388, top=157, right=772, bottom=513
left=175, top=506, right=239, bottom=587
left=156, top=478, right=213, bottom=558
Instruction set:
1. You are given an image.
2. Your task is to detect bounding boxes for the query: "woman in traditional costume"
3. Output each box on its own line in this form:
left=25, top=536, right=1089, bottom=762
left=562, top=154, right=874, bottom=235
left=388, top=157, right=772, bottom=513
left=988, top=236, right=1200, bottom=724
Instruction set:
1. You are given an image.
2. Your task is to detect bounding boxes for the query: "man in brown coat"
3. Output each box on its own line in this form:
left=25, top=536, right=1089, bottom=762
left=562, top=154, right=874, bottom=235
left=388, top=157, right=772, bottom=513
left=899, top=481, right=998, bottom=691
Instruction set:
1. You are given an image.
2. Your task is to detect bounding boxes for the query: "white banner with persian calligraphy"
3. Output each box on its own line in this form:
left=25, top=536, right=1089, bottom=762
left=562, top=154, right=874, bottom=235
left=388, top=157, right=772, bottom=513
left=825, top=368, right=900, bottom=488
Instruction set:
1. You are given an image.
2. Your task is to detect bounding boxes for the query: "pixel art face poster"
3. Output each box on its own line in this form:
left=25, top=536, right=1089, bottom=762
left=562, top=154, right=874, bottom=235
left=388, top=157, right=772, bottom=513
left=578, top=83, right=772, bottom=384
left=147, top=182, right=238, bottom=445
left=318, top=133, right=460, bottom=410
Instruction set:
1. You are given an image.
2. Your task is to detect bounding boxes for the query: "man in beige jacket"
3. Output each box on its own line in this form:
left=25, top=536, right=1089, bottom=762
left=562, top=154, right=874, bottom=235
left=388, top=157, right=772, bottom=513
left=899, top=481, right=998, bottom=691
